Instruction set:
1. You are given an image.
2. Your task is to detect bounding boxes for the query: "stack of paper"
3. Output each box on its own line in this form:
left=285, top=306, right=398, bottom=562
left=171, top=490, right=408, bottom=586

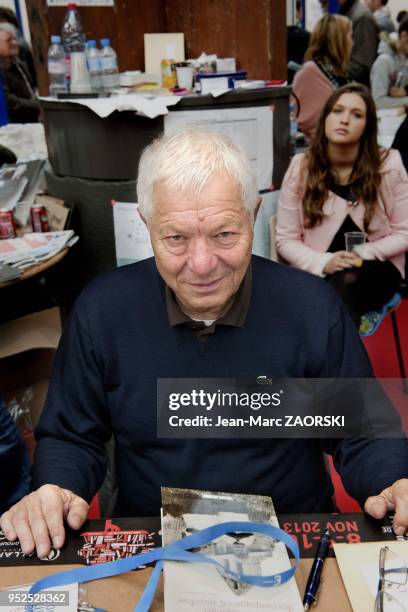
left=0, top=263, right=21, bottom=283
left=0, top=231, right=78, bottom=269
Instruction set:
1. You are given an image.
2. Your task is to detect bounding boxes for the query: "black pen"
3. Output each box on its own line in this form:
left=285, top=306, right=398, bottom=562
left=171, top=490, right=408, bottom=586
left=303, top=529, right=331, bottom=610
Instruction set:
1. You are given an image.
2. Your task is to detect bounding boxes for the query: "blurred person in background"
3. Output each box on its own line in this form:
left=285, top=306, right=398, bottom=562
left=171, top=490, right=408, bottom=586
left=339, top=0, right=379, bottom=86
left=293, top=14, right=352, bottom=141
left=371, top=17, right=408, bottom=109
left=276, top=83, right=408, bottom=334
left=392, top=115, right=408, bottom=171
left=0, top=7, right=36, bottom=87
left=0, top=23, right=40, bottom=123
left=397, top=11, right=407, bottom=25
left=287, top=0, right=310, bottom=84
left=0, top=397, right=30, bottom=515
left=366, top=0, right=395, bottom=34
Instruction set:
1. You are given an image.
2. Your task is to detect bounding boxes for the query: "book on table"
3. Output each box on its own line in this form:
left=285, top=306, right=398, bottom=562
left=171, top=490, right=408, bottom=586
left=161, top=487, right=303, bottom=612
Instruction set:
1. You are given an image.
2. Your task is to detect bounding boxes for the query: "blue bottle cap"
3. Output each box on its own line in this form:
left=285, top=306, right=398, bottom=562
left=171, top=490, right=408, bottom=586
left=100, top=38, right=110, bottom=46
left=87, top=40, right=97, bottom=47
left=51, top=35, right=61, bottom=44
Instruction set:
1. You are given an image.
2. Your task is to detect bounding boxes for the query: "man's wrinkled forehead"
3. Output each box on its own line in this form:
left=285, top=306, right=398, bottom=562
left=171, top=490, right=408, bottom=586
left=151, top=172, right=245, bottom=211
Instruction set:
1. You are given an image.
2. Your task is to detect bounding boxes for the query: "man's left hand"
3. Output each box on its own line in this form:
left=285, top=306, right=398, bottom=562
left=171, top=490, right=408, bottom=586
left=364, top=478, right=408, bottom=535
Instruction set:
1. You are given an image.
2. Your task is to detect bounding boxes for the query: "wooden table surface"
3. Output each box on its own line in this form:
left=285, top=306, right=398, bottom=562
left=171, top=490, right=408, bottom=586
left=0, top=558, right=352, bottom=612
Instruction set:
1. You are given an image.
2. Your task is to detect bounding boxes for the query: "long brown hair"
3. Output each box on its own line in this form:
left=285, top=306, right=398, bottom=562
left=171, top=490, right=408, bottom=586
left=304, top=14, right=352, bottom=74
left=302, top=83, right=389, bottom=231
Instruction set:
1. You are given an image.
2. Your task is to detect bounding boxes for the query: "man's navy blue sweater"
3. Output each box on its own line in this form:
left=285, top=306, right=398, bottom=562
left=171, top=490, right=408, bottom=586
left=33, top=256, right=408, bottom=515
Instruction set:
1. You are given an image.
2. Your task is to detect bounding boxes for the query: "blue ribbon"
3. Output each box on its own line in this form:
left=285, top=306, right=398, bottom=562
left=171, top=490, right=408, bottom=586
left=28, top=521, right=299, bottom=611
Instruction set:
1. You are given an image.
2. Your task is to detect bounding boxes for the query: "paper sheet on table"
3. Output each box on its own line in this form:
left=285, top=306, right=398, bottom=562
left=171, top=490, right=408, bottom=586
left=39, top=93, right=181, bottom=119
left=202, top=87, right=231, bottom=98
left=164, top=105, right=273, bottom=190
left=113, top=202, right=153, bottom=266
left=333, top=541, right=408, bottom=612
left=0, top=582, right=78, bottom=611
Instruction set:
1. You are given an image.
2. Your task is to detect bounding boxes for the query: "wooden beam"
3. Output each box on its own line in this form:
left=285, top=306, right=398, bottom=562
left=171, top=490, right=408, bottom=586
left=26, top=0, right=51, bottom=96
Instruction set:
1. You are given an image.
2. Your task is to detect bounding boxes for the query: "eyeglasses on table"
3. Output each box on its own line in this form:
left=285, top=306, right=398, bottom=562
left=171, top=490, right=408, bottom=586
left=375, top=545, right=407, bottom=612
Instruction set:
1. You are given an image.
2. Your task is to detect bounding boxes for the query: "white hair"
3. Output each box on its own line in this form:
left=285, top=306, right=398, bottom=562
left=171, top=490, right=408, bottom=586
left=136, top=130, right=258, bottom=220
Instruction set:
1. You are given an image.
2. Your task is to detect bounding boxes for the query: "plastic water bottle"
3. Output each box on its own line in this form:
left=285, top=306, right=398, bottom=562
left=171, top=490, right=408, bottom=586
left=62, top=2, right=86, bottom=52
left=86, top=40, right=102, bottom=94
left=61, top=2, right=86, bottom=88
left=289, top=102, right=298, bottom=156
left=48, top=35, right=67, bottom=97
left=100, top=38, right=119, bottom=93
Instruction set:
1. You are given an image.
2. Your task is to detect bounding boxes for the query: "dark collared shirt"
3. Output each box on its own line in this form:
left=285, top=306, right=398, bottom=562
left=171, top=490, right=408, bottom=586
left=165, top=266, right=252, bottom=340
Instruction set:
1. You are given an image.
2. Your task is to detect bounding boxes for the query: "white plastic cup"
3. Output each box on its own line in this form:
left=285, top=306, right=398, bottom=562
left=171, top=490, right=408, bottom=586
left=70, top=51, right=91, bottom=94
left=176, top=65, right=194, bottom=90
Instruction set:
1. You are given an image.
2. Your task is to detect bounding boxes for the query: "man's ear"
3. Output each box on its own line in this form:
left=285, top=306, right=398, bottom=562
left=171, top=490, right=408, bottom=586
left=254, top=196, right=262, bottom=222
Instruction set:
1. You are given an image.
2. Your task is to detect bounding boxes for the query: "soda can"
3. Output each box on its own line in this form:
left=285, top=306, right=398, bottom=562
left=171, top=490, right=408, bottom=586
left=30, top=205, right=49, bottom=233
left=0, top=209, right=17, bottom=239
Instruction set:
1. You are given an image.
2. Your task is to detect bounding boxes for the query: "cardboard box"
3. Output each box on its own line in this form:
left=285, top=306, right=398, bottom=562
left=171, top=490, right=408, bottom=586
left=0, top=308, right=61, bottom=453
left=35, top=194, right=72, bottom=231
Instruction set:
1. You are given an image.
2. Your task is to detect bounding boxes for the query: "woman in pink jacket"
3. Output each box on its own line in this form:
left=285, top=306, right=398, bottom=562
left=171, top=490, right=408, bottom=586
left=293, top=14, right=353, bottom=142
left=277, top=83, right=408, bottom=333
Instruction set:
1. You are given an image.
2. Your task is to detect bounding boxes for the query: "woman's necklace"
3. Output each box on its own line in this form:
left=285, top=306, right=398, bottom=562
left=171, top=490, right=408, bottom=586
left=330, top=168, right=359, bottom=207
left=344, top=182, right=359, bottom=207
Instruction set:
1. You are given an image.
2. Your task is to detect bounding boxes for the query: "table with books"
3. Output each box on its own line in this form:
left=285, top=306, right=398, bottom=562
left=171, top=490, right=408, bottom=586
left=0, top=557, right=350, bottom=611
left=1, top=505, right=406, bottom=611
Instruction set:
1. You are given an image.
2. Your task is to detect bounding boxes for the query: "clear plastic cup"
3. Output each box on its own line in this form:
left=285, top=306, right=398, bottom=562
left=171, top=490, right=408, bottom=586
left=345, top=231, right=366, bottom=265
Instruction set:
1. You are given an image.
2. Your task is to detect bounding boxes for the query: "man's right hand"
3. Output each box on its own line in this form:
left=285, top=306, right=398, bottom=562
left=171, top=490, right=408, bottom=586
left=0, top=484, right=89, bottom=559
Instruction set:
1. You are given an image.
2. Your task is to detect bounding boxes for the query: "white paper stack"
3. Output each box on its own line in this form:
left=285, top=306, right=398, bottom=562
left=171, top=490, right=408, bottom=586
left=0, top=231, right=78, bottom=269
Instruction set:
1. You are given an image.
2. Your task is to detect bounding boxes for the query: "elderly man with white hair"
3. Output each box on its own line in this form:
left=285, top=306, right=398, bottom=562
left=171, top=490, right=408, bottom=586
left=0, top=22, right=39, bottom=123
left=1, top=130, right=407, bottom=559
